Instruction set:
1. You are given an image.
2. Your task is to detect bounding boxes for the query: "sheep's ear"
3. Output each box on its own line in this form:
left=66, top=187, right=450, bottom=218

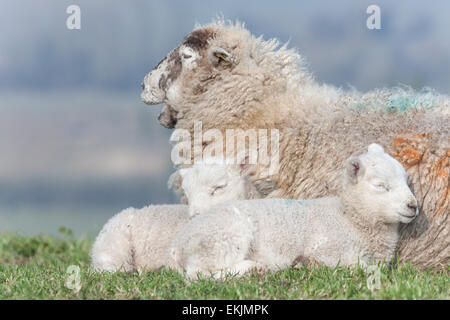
left=368, top=143, right=384, bottom=154
left=209, top=47, right=232, bottom=66
left=346, top=157, right=365, bottom=184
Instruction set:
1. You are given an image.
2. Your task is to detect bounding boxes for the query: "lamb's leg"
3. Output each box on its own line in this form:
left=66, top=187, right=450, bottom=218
left=181, top=239, right=253, bottom=280
left=91, top=234, right=135, bottom=272
left=169, top=209, right=256, bottom=279
left=91, top=209, right=136, bottom=272
left=213, top=260, right=265, bottom=279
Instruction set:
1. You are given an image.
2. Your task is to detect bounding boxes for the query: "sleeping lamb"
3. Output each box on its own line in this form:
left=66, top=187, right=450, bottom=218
left=91, top=157, right=259, bottom=272
left=166, top=144, right=419, bottom=279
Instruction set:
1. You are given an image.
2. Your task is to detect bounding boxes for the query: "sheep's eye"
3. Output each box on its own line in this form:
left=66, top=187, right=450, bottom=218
left=182, top=53, right=192, bottom=59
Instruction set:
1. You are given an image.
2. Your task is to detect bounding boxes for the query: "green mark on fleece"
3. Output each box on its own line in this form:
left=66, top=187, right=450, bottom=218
left=284, top=199, right=303, bottom=207
left=355, top=91, right=437, bottom=112
left=386, top=95, right=436, bottom=112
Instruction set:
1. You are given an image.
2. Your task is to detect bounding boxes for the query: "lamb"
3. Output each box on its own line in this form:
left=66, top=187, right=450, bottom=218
left=179, top=157, right=259, bottom=217
left=141, top=19, right=449, bottom=270
left=91, top=157, right=259, bottom=272
left=166, top=144, right=419, bottom=279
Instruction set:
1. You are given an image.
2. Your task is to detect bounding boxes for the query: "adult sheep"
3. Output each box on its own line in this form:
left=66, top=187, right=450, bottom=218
left=141, top=19, right=449, bottom=270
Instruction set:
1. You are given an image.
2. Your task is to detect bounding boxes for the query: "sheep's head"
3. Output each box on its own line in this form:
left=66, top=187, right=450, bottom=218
left=342, top=143, right=418, bottom=225
left=178, top=156, right=254, bottom=217
left=141, top=20, right=305, bottom=128
left=141, top=25, right=240, bottom=128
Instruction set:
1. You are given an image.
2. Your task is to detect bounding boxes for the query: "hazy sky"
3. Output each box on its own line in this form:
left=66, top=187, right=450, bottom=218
left=0, top=0, right=449, bottom=92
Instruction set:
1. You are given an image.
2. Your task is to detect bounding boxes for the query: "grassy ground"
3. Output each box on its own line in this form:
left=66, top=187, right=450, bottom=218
left=0, top=232, right=448, bottom=299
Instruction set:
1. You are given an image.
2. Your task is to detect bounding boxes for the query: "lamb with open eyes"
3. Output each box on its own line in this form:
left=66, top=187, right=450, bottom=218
left=91, top=157, right=259, bottom=272
left=166, top=144, right=419, bottom=279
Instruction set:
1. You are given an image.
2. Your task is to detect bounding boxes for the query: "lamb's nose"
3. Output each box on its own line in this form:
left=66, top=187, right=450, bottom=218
left=407, top=203, right=418, bottom=214
left=141, top=82, right=145, bottom=90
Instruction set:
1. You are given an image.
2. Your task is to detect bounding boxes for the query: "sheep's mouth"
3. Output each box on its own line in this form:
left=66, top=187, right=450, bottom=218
left=141, top=80, right=166, bottom=105
left=158, top=104, right=178, bottom=129
left=141, top=90, right=164, bottom=105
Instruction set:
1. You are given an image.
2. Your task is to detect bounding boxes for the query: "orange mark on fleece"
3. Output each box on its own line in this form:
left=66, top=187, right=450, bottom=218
left=393, top=132, right=449, bottom=219
left=434, top=153, right=449, bottom=178
left=392, top=134, right=427, bottom=168
left=392, top=133, right=449, bottom=220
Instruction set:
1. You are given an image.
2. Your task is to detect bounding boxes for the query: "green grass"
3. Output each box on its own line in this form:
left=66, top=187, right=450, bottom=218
left=0, top=232, right=448, bottom=299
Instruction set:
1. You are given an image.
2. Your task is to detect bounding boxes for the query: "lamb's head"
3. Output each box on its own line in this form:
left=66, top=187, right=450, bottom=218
left=341, top=143, right=418, bottom=225
left=179, top=157, right=256, bottom=217
left=141, top=19, right=307, bottom=128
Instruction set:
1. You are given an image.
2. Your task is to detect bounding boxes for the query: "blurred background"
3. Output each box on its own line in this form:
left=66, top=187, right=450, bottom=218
left=0, top=0, right=449, bottom=236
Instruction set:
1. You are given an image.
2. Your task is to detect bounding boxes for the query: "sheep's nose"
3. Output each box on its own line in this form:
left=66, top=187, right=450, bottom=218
left=141, top=82, right=145, bottom=90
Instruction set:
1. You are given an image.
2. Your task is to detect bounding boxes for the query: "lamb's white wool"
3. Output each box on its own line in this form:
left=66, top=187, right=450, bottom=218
left=91, top=158, right=259, bottom=272
left=91, top=205, right=187, bottom=272
left=166, top=144, right=418, bottom=279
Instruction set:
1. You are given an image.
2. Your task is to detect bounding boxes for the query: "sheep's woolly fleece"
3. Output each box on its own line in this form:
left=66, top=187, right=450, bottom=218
left=141, top=18, right=450, bottom=270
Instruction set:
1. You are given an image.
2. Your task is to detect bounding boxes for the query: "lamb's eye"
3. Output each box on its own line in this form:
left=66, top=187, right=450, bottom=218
left=182, top=53, right=192, bottom=59
left=210, top=184, right=227, bottom=196
left=375, top=183, right=389, bottom=191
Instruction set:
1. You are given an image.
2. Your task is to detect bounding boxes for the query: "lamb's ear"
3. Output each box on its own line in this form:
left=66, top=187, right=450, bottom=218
left=235, top=150, right=253, bottom=176
left=368, top=143, right=384, bottom=154
left=239, top=159, right=252, bottom=176
left=208, top=47, right=232, bottom=66
left=346, top=157, right=365, bottom=184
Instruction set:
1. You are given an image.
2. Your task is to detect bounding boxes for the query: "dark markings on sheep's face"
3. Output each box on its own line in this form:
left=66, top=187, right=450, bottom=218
left=142, top=27, right=216, bottom=127
left=158, top=28, right=215, bottom=94
left=153, top=56, right=167, bottom=71
left=158, top=49, right=182, bottom=93
left=182, top=28, right=215, bottom=51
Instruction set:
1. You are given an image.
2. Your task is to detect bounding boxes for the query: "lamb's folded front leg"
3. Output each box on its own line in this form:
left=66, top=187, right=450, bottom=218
left=166, top=206, right=256, bottom=279
left=213, top=260, right=266, bottom=279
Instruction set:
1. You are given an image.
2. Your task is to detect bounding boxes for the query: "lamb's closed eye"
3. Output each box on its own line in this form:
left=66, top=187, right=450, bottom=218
left=211, top=183, right=227, bottom=196
left=373, top=182, right=390, bottom=191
